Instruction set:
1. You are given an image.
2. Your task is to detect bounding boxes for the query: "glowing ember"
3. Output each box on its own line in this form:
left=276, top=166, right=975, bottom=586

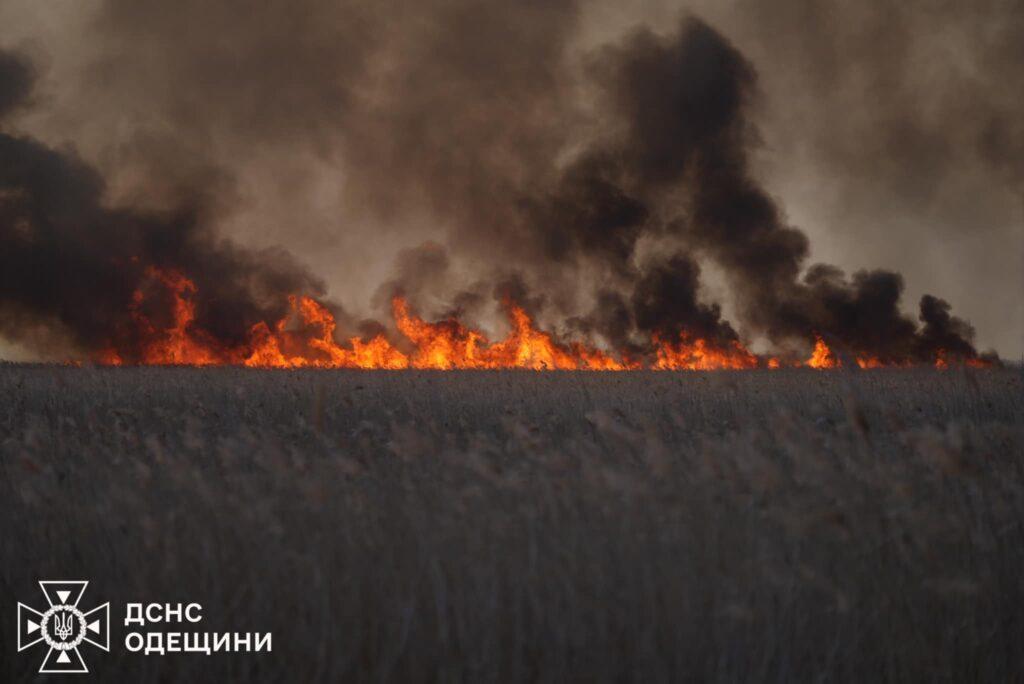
left=88, top=269, right=995, bottom=370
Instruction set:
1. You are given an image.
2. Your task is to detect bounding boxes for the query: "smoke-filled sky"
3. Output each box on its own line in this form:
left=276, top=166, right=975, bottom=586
left=0, top=0, right=1021, bottom=361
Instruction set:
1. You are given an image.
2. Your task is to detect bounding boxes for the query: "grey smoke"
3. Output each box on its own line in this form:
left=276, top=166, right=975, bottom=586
left=0, top=0, right=1019, bottom=361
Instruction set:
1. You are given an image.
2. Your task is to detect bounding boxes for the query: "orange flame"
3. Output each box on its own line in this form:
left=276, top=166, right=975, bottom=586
left=934, top=350, right=991, bottom=370
left=653, top=334, right=758, bottom=370
left=88, top=268, right=994, bottom=370
left=805, top=336, right=839, bottom=369
left=130, top=268, right=233, bottom=366
left=244, top=296, right=409, bottom=369
left=393, top=297, right=635, bottom=370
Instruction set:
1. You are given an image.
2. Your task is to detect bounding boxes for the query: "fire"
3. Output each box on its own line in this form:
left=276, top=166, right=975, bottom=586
left=803, top=338, right=915, bottom=369
left=806, top=336, right=839, bottom=369
left=653, top=334, right=758, bottom=370
left=393, top=297, right=634, bottom=370
left=131, top=268, right=227, bottom=366
left=97, top=269, right=411, bottom=369
left=95, top=347, right=126, bottom=366
left=934, top=350, right=992, bottom=370
left=392, top=298, right=492, bottom=369
left=244, top=297, right=408, bottom=369
left=89, top=268, right=995, bottom=370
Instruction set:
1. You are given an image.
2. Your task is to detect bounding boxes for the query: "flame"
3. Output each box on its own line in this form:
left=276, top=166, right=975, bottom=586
left=131, top=268, right=229, bottom=366
left=805, top=339, right=911, bottom=369
left=94, top=347, right=125, bottom=366
left=86, top=268, right=994, bottom=370
left=934, top=350, right=991, bottom=370
left=94, top=268, right=410, bottom=369
left=806, top=336, right=839, bottom=369
left=244, top=296, right=409, bottom=369
left=393, top=297, right=635, bottom=370
left=653, top=334, right=758, bottom=370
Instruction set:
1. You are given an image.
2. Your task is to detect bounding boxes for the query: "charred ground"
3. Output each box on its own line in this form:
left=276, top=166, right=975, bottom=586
left=0, top=366, right=1022, bottom=682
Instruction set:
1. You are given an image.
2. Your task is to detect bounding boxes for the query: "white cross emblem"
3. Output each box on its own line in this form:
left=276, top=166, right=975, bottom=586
left=17, top=580, right=110, bottom=674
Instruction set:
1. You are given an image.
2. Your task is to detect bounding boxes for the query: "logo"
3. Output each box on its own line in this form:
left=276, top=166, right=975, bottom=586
left=17, top=581, right=110, bottom=674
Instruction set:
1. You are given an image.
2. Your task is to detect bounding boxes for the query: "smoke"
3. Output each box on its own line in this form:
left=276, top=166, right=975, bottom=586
left=345, top=12, right=995, bottom=362
left=631, top=255, right=739, bottom=345
left=719, top=0, right=1024, bottom=358
left=0, top=50, right=33, bottom=120
left=918, top=295, right=981, bottom=361
left=436, top=15, right=989, bottom=362
left=579, top=18, right=987, bottom=362
left=0, top=0, right=1018, bottom=363
left=0, top=48, right=331, bottom=360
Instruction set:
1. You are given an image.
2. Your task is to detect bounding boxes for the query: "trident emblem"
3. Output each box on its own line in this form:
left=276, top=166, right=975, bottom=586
left=53, top=611, right=75, bottom=641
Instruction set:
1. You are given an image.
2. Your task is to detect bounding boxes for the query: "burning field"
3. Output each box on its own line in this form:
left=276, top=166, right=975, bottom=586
left=86, top=267, right=993, bottom=372
left=1, top=1, right=1022, bottom=681
left=0, top=17, right=1006, bottom=372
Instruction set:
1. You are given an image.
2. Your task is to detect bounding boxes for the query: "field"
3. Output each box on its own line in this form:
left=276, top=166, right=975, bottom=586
left=1, top=365, right=1022, bottom=682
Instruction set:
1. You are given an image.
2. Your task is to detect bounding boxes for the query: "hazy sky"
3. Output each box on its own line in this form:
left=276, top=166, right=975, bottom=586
left=0, top=0, right=1020, bottom=359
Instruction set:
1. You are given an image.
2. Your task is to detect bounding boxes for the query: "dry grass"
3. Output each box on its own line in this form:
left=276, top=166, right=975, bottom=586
left=1, top=365, right=1022, bottom=682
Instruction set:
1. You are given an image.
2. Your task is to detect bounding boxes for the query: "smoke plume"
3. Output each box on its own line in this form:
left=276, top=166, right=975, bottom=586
left=0, top=0, right=1016, bottom=366
left=0, top=49, right=332, bottom=359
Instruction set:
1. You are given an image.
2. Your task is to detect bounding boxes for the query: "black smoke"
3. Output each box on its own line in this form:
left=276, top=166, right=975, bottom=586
left=504, top=17, right=988, bottom=362
left=604, top=18, right=987, bottom=362
left=0, top=49, right=328, bottom=360
left=0, top=51, right=33, bottom=120
left=457, top=16, right=987, bottom=362
left=0, top=3, right=1006, bottom=365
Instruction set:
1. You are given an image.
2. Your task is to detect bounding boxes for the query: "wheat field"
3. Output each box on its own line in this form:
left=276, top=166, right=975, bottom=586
left=1, top=365, right=1022, bottom=682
